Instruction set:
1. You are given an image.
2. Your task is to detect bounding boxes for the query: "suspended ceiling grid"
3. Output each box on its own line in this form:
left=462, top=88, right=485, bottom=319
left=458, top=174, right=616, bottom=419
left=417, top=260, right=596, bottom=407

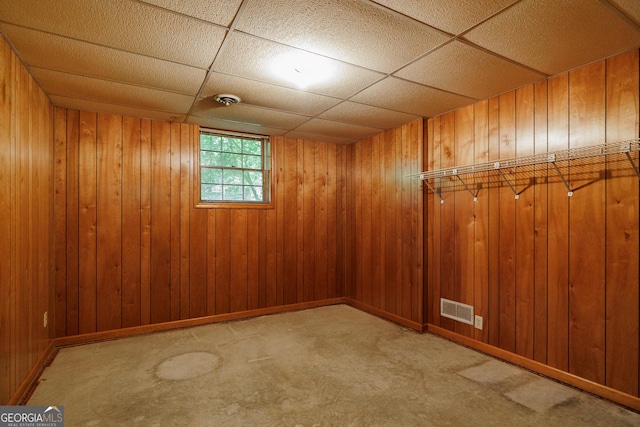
left=0, top=0, right=639, bottom=144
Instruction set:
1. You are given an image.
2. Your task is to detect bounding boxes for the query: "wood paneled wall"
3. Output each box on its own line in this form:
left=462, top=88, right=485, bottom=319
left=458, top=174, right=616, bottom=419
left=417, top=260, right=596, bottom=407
left=0, top=37, right=54, bottom=404
left=346, top=120, right=424, bottom=326
left=53, top=113, right=347, bottom=336
left=426, top=49, right=639, bottom=397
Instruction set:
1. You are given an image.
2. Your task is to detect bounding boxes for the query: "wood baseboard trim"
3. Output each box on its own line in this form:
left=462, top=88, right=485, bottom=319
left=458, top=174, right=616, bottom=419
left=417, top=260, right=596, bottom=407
left=427, top=324, right=640, bottom=412
left=345, top=299, right=424, bottom=332
left=54, top=298, right=347, bottom=348
left=8, top=340, right=56, bottom=405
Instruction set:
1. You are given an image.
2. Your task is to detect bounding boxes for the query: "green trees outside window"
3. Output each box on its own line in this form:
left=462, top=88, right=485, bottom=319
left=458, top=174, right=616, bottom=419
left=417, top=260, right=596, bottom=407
left=199, top=131, right=271, bottom=203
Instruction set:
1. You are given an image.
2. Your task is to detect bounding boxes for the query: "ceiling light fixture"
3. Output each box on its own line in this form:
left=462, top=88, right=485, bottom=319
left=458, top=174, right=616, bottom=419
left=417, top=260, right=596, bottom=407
left=213, top=94, right=241, bottom=106
left=270, top=53, right=334, bottom=89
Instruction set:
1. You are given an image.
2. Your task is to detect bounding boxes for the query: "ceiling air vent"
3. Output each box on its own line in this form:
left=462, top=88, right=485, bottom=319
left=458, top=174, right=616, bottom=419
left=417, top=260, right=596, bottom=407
left=213, top=94, right=241, bottom=106
left=440, top=298, right=474, bottom=325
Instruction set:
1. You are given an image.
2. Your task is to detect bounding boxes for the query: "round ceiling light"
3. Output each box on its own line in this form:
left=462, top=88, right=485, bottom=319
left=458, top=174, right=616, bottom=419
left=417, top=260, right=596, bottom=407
left=213, top=94, right=241, bottom=106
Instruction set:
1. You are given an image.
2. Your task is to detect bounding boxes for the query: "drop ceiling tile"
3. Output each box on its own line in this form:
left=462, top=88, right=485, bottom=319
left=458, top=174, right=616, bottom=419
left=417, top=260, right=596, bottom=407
left=295, top=118, right=383, bottom=141
left=609, top=0, right=640, bottom=25
left=319, top=101, right=419, bottom=130
left=464, top=0, right=640, bottom=75
left=139, top=0, right=242, bottom=26
left=214, top=32, right=384, bottom=99
left=2, top=25, right=205, bottom=95
left=0, top=0, right=225, bottom=68
left=32, top=68, right=194, bottom=113
left=283, top=130, right=355, bottom=145
left=235, top=0, right=450, bottom=73
left=203, top=73, right=341, bottom=116
left=351, top=77, right=475, bottom=117
left=188, top=116, right=288, bottom=137
left=192, top=100, right=310, bottom=129
left=370, top=0, right=518, bottom=34
left=395, top=40, right=546, bottom=100
left=50, top=95, right=186, bottom=122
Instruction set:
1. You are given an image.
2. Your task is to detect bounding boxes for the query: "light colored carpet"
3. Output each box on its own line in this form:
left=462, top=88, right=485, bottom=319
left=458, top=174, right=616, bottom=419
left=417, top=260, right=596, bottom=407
left=29, top=305, right=640, bottom=426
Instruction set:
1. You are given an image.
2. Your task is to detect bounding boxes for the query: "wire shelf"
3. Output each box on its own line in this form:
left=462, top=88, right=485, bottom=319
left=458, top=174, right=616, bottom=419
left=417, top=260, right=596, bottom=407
left=410, top=139, right=640, bottom=201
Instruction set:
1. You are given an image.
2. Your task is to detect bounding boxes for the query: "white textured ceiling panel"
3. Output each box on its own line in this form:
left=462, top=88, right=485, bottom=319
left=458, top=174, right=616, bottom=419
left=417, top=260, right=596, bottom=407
left=319, top=101, right=420, bottom=130
left=351, top=77, right=475, bottom=117
left=213, top=32, right=384, bottom=99
left=283, top=131, right=355, bottom=145
left=0, top=0, right=226, bottom=68
left=139, top=0, right=242, bottom=26
left=464, top=0, right=640, bottom=75
left=2, top=25, right=205, bottom=95
left=608, top=0, right=640, bottom=25
left=235, top=0, right=450, bottom=73
left=32, top=68, right=195, bottom=113
left=370, top=0, right=518, bottom=34
left=188, top=116, right=288, bottom=137
left=192, top=101, right=310, bottom=129
left=295, top=118, right=384, bottom=141
left=50, top=95, right=186, bottom=122
left=203, top=73, right=342, bottom=116
left=395, top=40, right=545, bottom=100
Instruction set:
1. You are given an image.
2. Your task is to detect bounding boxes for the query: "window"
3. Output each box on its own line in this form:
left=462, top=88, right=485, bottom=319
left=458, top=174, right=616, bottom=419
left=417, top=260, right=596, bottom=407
left=196, top=129, right=273, bottom=208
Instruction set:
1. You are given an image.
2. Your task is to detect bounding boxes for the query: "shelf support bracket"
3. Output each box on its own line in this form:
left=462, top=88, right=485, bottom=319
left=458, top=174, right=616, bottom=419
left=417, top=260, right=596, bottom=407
left=421, top=175, right=444, bottom=204
left=495, top=163, right=519, bottom=199
left=622, top=143, right=640, bottom=178
left=549, top=154, right=573, bottom=196
left=455, top=175, right=478, bottom=202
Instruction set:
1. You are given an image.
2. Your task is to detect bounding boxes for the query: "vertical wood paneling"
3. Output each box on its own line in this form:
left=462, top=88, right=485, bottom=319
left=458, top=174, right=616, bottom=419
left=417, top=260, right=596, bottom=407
left=430, top=118, right=442, bottom=326
left=474, top=101, right=490, bottom=343
left=150, top=121, right=171, bottom=323
left=326, top=143, right=338, bottom=299
left=180, top=125, right=191, bottom=318
left=454, top=106, right=474, bottom=337
left=361, top=139, right=373, bottom=306
left=215, top=209, right=230, bottom=314
left=78, top=111, right=97, bottom=334
left=65, top=111, right=80, bottom=335
left=315, top=142, right=329, bottom=301
left=247, top=210, right=259, bottom=310
left=1, top=36, right=54, bottom=404
left=605, top=50, right=639, bottom=396
left=169, top=123, right=181, bottom=321
left=0, top=40, right=13, bottom=403
left=498, top=92, right=516, bottom=353
left=533, top=80, right=549, bottom=364
left=487, top=96, right=501, bottom=347
left=303, top=142, right=316, bottom=302
left=384, top=130, right=398, bottom=314
left=230, top=210, right=248, bottom=312
left=346, top=120, right=423, bottom=325
left=424, top=49, right=640, bottom=402
left=96, top=113, right=122, bottom=332
left=568, top=61, right=606, bottom=385
left=53, top=108, right=67, bottom=337
left=440, top=113, right=456, bottom=332
left=515, top=85, right=535, bottom=359
left=139, top=120, right=151, bottom=325
left=121, top=117, right=141, bottom=328
left=546, top=73, right=570, bottom=371
left=401, top=125, right=412, bottom=320
left=370, top=135, right=382, bottom=309
left=282, top=138, right=297, bottom=304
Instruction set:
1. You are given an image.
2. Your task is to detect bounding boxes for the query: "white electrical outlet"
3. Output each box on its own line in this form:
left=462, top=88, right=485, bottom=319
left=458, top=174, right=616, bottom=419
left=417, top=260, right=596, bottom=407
left=44, top=311, right=48, bottom=328
left=474, top=315, right=483, bottom=330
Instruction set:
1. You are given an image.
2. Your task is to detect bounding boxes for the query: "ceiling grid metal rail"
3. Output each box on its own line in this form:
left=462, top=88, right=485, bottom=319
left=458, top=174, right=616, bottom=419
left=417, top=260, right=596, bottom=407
left=409, top=138, right=640, bottom=203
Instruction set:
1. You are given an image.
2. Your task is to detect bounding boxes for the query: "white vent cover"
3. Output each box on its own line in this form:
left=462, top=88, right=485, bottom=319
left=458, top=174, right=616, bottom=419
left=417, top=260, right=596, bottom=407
left=440, top=298, right=474, bottom=325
